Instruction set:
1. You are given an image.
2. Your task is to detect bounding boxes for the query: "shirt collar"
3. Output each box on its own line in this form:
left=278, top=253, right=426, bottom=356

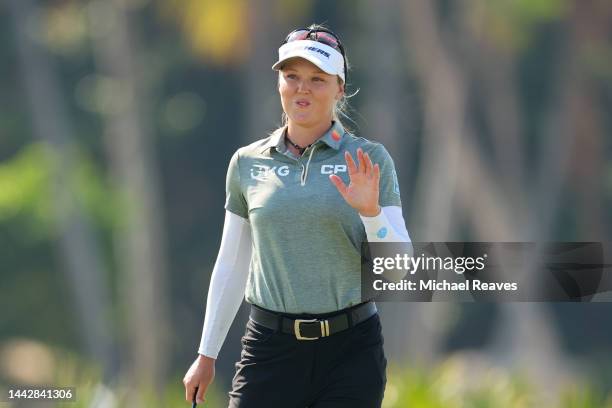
left=259, top=121, right=346, bottom=154
left=319, top=121, right=345, bottom=150
left=259, top=127, right=286, bottom=154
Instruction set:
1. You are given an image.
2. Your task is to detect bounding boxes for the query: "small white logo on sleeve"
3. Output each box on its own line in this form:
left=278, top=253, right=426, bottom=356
left=321, top=164, right=347, bottom=174
left=250, top=164, right=290, bottom=181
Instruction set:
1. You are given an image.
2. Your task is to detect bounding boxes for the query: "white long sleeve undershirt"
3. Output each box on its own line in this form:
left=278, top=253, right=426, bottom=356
left=198, top=211, right=252, bottom=358
left=197, top=206, right=410, bottom=358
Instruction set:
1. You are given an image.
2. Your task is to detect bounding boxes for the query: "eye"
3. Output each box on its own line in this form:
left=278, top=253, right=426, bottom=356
left=313, top=77, right=324, bottom=82
left=286, top=73, right=297, bottom=80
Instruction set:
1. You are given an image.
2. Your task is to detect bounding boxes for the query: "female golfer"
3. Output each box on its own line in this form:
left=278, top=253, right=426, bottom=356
left=183, top=24, right=410, bottom=407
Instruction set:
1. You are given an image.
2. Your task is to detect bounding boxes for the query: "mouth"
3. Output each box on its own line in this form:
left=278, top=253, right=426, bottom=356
left=295, top=100, right=311, bottom=108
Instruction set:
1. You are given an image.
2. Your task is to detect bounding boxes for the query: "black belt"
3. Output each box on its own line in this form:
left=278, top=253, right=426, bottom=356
left=249, top=301, right=377, bottom=340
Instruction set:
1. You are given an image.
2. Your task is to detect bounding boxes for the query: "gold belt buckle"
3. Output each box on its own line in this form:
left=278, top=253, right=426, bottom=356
left=294, top=318, right=330, bottom=340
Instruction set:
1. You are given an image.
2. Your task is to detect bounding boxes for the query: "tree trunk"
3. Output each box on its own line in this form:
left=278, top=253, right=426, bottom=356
left=243, top=0, right=283, bottom=143
left=8, top=0, right=117, bottom=382
left=87, top=0, right=170, bottom=397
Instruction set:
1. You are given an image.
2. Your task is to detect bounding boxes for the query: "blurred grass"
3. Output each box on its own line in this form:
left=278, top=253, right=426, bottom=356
left=382, top=357, right=612, bottom=408
left=50, top=359, right=228, bottom=408
left=2, top=343, right=612, bottom=407
left=382, top=358, right=534, bottom=408
left=0, top=342, right=227, bottom=408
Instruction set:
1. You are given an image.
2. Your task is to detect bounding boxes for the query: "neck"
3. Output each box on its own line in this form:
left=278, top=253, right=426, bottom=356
left=286, top=119, right=334, bottom=149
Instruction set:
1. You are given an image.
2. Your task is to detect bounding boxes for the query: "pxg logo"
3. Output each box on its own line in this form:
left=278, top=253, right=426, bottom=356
left=250, top=164, right=290, bottom=181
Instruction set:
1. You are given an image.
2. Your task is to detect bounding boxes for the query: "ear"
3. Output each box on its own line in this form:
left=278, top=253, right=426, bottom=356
left=336, top=84, right=344, bottom=101
left=335, top=76, right=345, bottom=100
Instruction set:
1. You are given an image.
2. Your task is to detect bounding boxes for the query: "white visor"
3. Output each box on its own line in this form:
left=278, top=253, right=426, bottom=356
left=272, top=39, right=345, bottom=83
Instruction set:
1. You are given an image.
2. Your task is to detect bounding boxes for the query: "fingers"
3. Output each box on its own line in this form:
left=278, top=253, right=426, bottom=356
left=195, top=384, right=207, bottom=404
left=184, top=382, right=207, bottom=404
left=357, top=148, right=367, bottom=175
left=329, top=174, right=348, bottom=198
left=363, top=152, right=374, bottom=178
left=346, top=148, right=377, bottom=176
left=344, top=151, right=358, bottom=174
left=184, top=382, right=197, bottom=403
left=344, top=148, right=380, bottom=183
left=373, top=163, right=380, bottom=187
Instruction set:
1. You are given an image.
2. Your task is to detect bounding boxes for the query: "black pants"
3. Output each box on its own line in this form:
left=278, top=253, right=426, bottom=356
left=228, top=311, right=387, bottom=408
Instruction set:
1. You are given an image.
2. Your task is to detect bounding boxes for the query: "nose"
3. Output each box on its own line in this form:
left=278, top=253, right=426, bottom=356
left=296, top=79, right=310, bottom=93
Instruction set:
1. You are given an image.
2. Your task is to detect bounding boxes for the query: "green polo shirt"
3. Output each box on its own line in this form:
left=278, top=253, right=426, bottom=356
left=225, top=121, right=402, bottom=314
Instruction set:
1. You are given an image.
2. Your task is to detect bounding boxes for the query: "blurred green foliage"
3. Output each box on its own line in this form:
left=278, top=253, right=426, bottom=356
left=0, top=142, right=118, bottom=349
left=0, top=143, right=53, bottom=238
left=30, top=350, right=612, bottom=407
left=0, top=142, right=119, bottom=238
left=469, top=0, right=569, bottom=51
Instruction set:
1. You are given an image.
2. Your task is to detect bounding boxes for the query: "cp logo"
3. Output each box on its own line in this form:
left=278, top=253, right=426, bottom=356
left=320, top=164, right=347, bottom=174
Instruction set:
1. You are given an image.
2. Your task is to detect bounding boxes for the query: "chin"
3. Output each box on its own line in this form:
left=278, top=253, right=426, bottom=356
left=287, top=116, right=310, bottom=126
left=287, top=112, right=320, bottom=127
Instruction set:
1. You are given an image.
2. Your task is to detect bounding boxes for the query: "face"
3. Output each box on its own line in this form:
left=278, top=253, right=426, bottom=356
left=278, top=58, right=344, bottom=128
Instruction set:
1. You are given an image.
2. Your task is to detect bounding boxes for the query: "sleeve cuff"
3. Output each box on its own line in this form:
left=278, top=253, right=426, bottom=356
left=359, top=210, right=392, bottom=240
left=198, top=346, right=219, bottom=360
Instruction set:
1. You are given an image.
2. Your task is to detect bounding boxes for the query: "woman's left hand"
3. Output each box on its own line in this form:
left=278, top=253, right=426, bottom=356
left=329, top=148, right=381, bottom=217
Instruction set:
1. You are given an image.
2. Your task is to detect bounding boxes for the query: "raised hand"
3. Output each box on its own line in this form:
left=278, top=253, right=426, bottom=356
left=329, top=148, right=381, bottom=217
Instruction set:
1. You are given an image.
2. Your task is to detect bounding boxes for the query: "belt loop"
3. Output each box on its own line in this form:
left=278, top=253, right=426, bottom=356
left=346, top=309, right=353, bottom=328
left=277, top=314, right=282, bottom=333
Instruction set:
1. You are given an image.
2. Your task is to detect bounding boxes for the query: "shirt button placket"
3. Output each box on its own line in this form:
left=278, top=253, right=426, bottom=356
left=296, top=159, right=303, bottom=184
